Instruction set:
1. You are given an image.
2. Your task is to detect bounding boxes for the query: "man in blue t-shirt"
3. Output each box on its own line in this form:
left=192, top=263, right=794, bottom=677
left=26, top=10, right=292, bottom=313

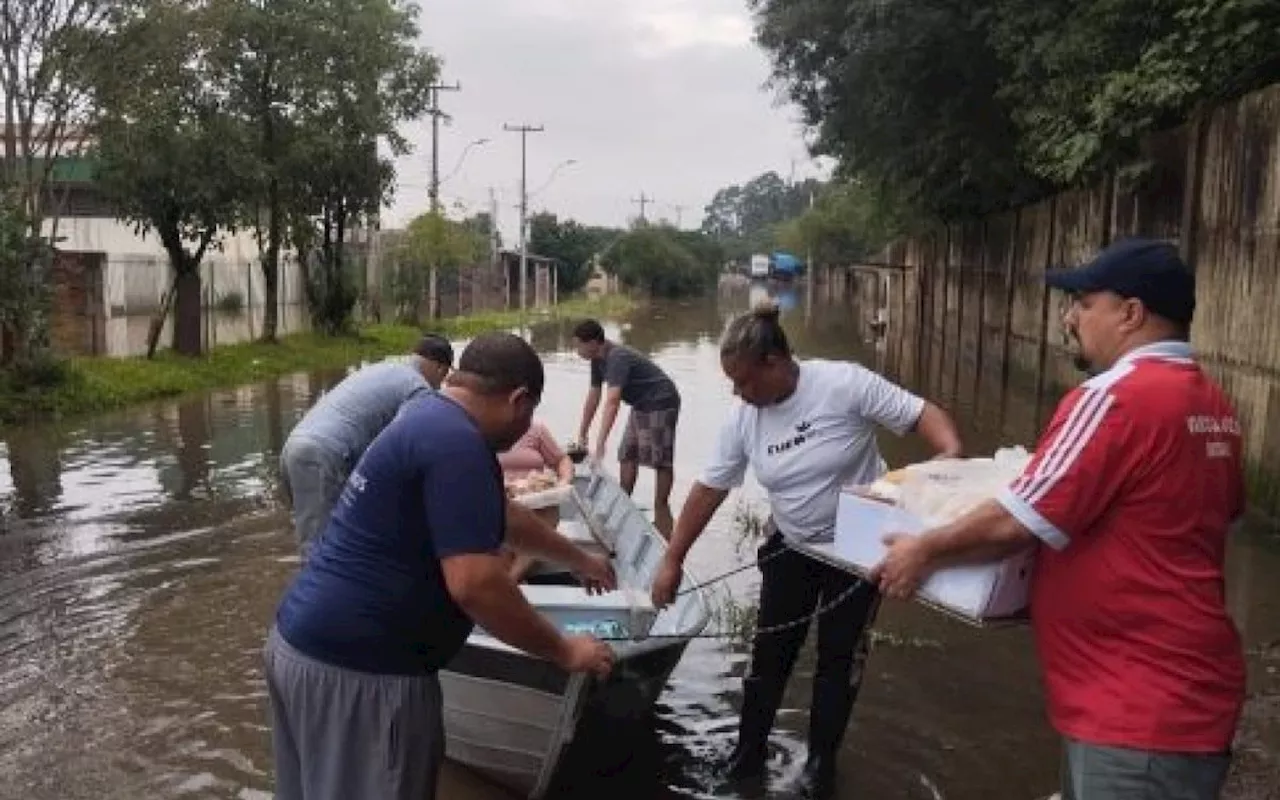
left=263, top=332, right=618, bottom=800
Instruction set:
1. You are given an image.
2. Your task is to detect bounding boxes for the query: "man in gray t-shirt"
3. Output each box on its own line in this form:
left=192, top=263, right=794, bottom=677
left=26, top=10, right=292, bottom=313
left=279, top=334, right=453, bottom=561
left=572, top=319, right=681, bottom=536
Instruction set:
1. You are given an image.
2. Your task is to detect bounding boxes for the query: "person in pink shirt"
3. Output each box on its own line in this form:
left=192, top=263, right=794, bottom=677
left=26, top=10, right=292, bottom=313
left=497, top=420, right=574, bottom=580
left=497, top=420, right=574, bottom=484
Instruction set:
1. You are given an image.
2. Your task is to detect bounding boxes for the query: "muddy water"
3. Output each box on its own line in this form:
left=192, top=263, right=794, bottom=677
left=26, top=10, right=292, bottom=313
left=0, top=288, right=1276, bottom=800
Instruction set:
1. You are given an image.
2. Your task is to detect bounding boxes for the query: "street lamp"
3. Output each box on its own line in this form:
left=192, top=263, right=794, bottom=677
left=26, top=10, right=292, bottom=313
left=440, top=137, right=490, bottom=187
left=529, top=158, right=578, bottom=200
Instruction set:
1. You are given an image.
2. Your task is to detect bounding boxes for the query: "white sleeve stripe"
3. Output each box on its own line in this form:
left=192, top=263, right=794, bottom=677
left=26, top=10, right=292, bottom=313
left=1022, top=393, right=1116, bottom=506
left=996, top=487, right=1070, bottom=551
left=1025, top=389, right=1110, bottom=497
left=1010, top=388, right=1106, bottom=497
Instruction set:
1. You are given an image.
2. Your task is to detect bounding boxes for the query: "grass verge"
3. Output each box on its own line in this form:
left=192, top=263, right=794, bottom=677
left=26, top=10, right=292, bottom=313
left=0, top=294, right=635, bottom=429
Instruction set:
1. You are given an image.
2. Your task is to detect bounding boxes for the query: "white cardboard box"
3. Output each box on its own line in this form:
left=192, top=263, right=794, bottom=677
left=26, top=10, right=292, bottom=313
left=810, top=489, right=1034, bottom=625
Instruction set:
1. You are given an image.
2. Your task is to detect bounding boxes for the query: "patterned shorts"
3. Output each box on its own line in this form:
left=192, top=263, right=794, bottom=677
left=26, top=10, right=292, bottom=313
left=618, top=406, right=680, bottom=469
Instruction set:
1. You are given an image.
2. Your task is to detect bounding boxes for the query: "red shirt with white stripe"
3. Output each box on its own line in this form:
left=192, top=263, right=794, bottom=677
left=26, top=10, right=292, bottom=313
left=996, top=340, right=1246, bottom=753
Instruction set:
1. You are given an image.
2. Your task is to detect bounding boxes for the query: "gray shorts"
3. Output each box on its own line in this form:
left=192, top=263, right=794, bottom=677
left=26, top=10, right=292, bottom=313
left=1061, top=737, right=1231, bottom=800
left=279, top=436, right=350, bottom=560
left=263, top=627, right=445, bottom=800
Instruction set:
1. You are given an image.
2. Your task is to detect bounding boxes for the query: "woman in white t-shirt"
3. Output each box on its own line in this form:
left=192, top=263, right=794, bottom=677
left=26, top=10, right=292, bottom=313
left=651, top=303, right=961, bottom=799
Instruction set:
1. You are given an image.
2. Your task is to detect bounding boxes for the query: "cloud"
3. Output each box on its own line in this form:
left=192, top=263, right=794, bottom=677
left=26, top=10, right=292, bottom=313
left=385, top=0, right=824, bottom=239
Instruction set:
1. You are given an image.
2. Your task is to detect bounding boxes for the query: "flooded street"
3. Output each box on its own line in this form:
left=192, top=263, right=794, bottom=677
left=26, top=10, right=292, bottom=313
left=1, top=288, right=1277, bottom=800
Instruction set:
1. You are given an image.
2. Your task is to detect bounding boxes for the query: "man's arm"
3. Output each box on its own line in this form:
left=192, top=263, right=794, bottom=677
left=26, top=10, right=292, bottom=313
left=505, top=500, right=617, bottom=592
left=871, top=499, right=1036, bottom=599
left=594, top=386, right=624, bottom=458
left=578, top=386, right=601, bottom=443
left=506, top=500, right=596, bottom=567
left=442, top=553, right=577, bottom=662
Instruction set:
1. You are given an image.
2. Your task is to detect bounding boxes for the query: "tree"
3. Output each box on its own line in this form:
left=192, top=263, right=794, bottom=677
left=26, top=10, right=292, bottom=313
left=528, top=212, right=618, bottom=294
left=0, top=194, right=52, bottom=366
left=990, top=0, right=1280, bottom=184
left=390, top=209, right=484, bottom=323
left=749, top=0, right=1280, bottom=221
left=749, top=0, right=1047, bottom=222
left=88, top=0, right=254, bottom=358
left=775, top=180, right=900, bottom=268
left=604, top=225, right=721, bottom=298
left=0, top=0, right=109, bottom=366
left=214, top=0, right=437, bottom=341
left=700, top=171, right=821, bottom=261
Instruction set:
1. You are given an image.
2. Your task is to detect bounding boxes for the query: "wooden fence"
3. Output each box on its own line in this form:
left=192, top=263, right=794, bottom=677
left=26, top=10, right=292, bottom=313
left=859, top=83, right=1280, bottom=519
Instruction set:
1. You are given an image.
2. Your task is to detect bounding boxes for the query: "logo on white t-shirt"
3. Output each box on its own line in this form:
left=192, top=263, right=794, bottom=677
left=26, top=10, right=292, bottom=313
left=767, top=419, right=813, bottom=456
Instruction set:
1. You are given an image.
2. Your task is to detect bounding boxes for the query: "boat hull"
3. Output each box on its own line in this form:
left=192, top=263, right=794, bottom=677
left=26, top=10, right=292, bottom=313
left=440, top=469, right=711, bottom=798
left=441, top=635, right=694, bottom=796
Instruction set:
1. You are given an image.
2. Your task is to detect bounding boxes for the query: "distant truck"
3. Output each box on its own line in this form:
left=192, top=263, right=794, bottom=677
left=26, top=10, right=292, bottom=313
left=748, top=251, right=803, bottom=280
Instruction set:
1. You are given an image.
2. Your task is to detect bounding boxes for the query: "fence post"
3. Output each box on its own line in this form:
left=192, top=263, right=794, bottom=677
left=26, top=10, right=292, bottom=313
left=972, top=219, right=989, bottom=407
left=998, top=211, right=1021, bottom=430
left=1034, top=197, right=1060, bottom=432
left=1180, top=109, right=1208, bottom=273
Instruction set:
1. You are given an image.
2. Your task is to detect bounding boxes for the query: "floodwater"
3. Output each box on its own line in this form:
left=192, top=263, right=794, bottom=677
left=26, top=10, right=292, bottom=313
left=0, top=286, right=1276, bottom=800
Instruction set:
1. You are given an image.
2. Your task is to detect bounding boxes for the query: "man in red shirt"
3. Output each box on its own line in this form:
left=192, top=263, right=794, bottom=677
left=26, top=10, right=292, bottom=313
left=873, top=237, right=1246, bottom=800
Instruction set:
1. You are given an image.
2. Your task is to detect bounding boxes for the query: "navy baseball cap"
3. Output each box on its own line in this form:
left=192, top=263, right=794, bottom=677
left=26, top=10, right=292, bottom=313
left=1045, top=237, right=1196, bottom=326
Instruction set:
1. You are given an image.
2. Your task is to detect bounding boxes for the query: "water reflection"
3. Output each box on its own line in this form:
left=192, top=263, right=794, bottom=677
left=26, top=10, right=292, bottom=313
left=0, top=284, right=1275, bottom=800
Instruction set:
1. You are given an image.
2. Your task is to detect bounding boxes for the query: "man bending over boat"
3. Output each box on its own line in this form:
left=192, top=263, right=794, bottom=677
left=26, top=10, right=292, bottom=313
left=264, top=332, right=618, bottom=800
left=279, top=333, right=454, bottom=562
left=571, top=318, right=681, bottom=536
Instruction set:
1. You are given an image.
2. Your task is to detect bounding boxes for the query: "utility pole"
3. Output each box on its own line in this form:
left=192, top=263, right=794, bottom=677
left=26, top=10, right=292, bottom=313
left=428, top=81, right=461, bottom=213
left=671, top=203, right=685, bottom=228
left=632, top=192, right=652, bottom=224
left=427, top=80, right=460, bottom=320
left=503, top=123, right=543, bottom=311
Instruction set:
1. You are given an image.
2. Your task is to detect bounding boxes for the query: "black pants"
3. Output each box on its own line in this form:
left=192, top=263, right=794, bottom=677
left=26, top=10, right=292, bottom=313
left=729, top=528, right=881, bottom=777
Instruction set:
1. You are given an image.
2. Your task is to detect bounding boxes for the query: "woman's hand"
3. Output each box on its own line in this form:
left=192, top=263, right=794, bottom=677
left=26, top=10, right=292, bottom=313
left=650, top=554, right=683, bottom=608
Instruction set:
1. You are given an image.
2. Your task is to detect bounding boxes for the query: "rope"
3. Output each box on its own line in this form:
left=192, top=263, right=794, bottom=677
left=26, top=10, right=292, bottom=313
left=630, top=528, right=873, bottom=641
left=573, top=469, right=867, bottom=645
left=604, top=578, right=869, bottom=642
left=674, top=524, right=834, bottom=598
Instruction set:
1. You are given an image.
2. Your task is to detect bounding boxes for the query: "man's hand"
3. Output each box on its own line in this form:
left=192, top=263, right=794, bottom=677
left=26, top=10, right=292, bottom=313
left=572, top=552, right=617, bottom=595
left=650, top=554, right=683, bottom=608
left=870, top=533, right=936, bottom=600
left=555, top=636, right=615, bottom=678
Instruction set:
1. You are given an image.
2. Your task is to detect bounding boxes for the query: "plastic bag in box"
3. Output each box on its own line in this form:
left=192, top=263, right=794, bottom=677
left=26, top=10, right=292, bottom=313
left=896, top=447, right=1032, bottom=525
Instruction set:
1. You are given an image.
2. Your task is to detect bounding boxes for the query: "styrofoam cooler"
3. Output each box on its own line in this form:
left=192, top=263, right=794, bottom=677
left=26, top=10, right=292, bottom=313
left=825, top=489, right=1034, bottom=624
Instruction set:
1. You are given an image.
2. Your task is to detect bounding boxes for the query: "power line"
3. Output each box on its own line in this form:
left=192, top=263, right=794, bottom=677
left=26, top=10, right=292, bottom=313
left=503, top=123, right=544, bottom=311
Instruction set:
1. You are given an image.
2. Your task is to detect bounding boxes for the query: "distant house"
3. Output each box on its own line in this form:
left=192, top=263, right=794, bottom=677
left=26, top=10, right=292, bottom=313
left=497, top=248, right=560, bottom=309
left=8, top=135, right=395, bottom=355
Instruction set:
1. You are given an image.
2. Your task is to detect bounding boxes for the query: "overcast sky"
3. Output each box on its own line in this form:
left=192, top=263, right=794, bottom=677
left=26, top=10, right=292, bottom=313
left=384, top=0, right=831, bottom=240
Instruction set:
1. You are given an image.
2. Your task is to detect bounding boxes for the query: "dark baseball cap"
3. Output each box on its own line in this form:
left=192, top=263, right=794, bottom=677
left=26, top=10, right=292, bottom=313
left=414, top=333, right=454, bottom=366
left=1045, top=237, right=1196, bottom=326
